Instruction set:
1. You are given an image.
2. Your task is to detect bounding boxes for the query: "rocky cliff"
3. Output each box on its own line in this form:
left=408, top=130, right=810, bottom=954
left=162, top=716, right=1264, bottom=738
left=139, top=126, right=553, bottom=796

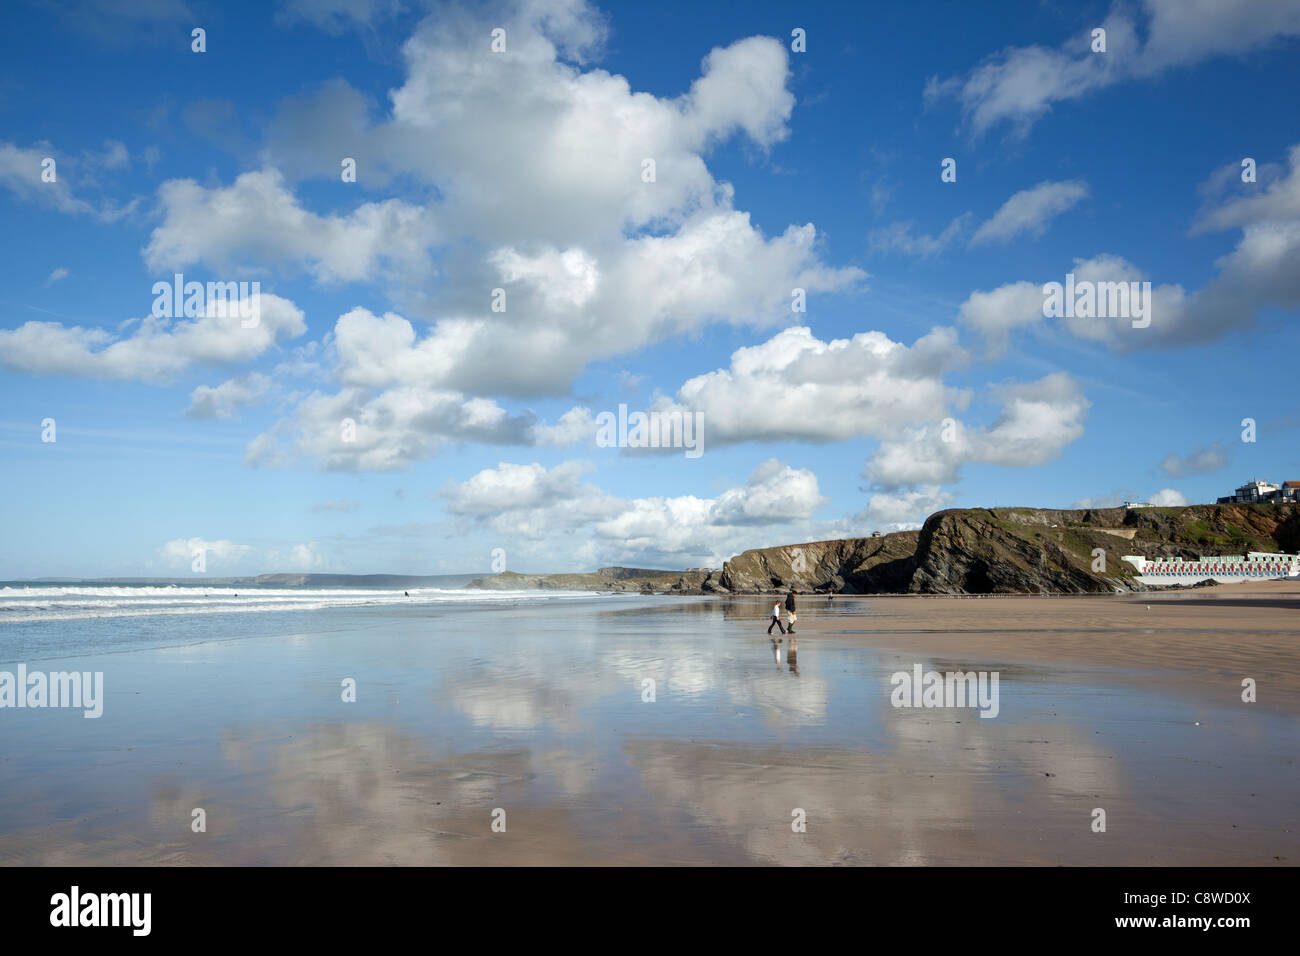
left=719, top=503, right=1298, bottom=595
left=716, top=533, right=919, bottom=593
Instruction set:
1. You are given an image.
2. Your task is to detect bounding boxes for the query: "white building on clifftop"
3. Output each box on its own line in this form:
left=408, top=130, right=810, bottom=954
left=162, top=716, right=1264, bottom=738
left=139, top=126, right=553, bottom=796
left=1216, top=478, right=1298, bottom=504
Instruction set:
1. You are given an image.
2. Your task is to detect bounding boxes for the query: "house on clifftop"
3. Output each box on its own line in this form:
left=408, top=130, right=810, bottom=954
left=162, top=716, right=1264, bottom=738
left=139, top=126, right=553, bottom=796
left=1216, top=478, right=1300, bottom=504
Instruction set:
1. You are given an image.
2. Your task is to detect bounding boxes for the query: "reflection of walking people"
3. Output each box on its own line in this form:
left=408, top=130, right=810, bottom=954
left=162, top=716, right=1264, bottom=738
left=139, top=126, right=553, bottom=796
left=784, top=589, right=797, bottom=633
left=767, top=600, right=786, bottom=635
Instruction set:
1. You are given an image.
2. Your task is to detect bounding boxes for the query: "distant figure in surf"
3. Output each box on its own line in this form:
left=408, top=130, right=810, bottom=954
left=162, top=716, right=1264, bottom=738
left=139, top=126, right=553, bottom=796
left=404, top=591, right=409, bottom=597
left=768, top=601, right=786, bottom=636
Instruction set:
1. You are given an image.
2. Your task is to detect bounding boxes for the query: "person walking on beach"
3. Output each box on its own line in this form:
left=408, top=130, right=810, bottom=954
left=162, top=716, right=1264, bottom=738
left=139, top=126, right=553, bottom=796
left=768, top=600, right=786, bottom=636
left=784, top=589, right=798, bottom=634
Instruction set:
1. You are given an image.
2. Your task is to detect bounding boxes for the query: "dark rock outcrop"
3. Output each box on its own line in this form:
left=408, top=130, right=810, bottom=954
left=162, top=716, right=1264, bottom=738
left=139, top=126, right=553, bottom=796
left=718, top=533, right=918, bottom=594
left=906, top=509, right=1121, bottom=594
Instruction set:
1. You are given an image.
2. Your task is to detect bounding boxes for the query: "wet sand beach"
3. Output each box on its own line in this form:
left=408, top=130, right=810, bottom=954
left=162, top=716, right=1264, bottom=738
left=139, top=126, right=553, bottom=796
left=798, top=580, right=1300, bottom=714
left=0, top=583, right=1295, bottom=866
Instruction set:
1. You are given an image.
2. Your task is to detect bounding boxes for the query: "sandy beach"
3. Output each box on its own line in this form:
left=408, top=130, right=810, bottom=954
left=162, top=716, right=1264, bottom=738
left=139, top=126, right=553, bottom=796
left=1, top=583, right=1295, bottom=866
left=797, top=580, right=1300, bottom=714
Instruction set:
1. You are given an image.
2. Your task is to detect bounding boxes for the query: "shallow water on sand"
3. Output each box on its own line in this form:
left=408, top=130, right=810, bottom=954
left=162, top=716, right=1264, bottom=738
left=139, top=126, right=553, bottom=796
left=1, top=594, right=1295, bottom=865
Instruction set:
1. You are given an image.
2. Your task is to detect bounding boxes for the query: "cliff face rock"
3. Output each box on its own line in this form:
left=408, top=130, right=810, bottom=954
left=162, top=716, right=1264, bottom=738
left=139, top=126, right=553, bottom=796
left=907, top=509, right=1121, bottom=594
left=1118, top=503, right=1291, bottom=555
left=719, top=503, right=1297, bottom=595
left=1277, top=510, right=1300, bottom=553
left=719, top=533, right=919, bottom=594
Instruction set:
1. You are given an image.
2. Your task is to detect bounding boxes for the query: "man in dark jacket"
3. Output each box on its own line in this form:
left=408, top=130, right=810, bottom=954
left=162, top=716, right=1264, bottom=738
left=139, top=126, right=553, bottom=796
left=784, top=589, right=797, bottom=633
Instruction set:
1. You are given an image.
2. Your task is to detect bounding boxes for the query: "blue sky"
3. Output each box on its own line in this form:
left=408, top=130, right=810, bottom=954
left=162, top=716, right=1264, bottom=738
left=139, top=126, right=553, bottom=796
left=2, top=0, right=1298, bottom=578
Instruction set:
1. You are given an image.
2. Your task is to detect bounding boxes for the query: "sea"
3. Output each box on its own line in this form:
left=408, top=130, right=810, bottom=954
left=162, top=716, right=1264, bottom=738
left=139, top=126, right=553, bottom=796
left=0, top=581, right=601, bottom=659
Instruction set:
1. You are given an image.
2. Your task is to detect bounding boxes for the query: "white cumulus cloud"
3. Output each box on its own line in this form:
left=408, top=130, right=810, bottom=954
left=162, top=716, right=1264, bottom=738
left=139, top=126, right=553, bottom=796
left=0, top=293, right=306, bottom=384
